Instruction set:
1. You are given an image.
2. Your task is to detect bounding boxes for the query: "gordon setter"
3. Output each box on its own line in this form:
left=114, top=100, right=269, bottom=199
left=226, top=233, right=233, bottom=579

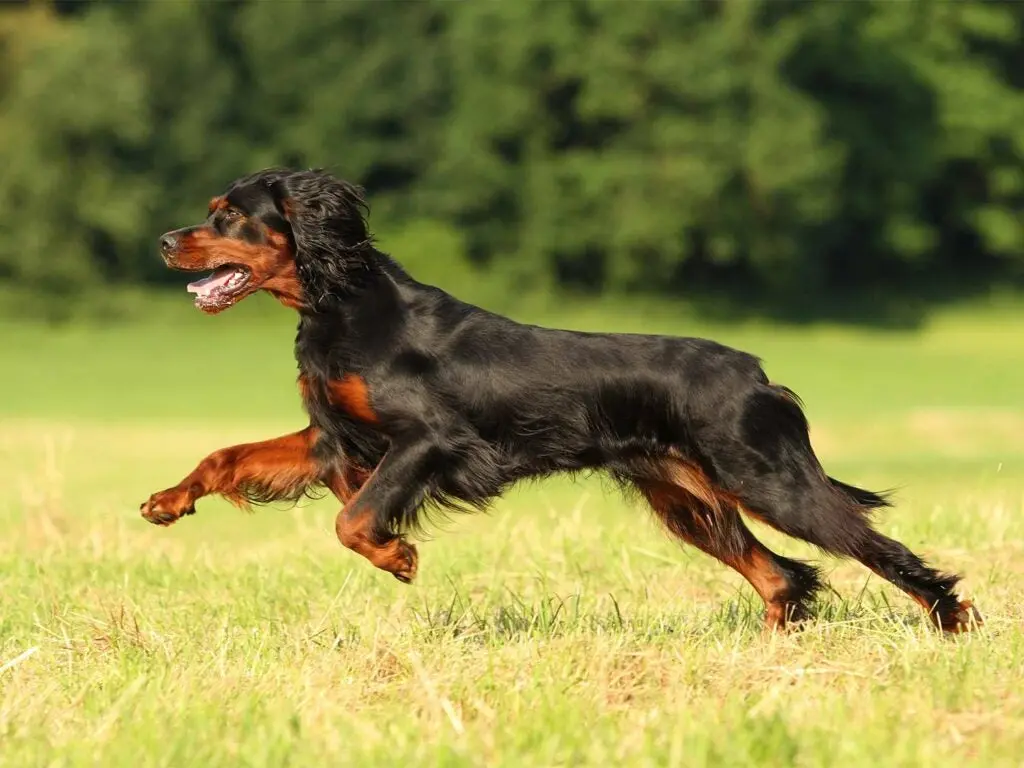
left=142, top=167, right=980, bottom=633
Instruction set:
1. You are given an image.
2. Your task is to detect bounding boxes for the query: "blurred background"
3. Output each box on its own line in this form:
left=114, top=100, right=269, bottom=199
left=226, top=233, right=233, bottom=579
left=1, top=0, right=1023, bottom=324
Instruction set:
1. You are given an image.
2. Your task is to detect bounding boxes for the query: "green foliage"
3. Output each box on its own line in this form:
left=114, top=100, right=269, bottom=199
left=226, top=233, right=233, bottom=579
left=0, top=6, right=152, bottom=295
left=0, top=0, right=1022, bottom=315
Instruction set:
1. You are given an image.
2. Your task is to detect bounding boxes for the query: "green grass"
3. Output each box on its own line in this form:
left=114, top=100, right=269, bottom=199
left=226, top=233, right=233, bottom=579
left=1, top=293, right=1023, bottom=766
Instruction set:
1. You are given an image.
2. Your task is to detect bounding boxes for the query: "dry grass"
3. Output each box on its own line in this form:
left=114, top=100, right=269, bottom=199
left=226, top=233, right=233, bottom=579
left=1, top=302, right=1023, bottom=766
left=1, top=416, right=1021, bottom=767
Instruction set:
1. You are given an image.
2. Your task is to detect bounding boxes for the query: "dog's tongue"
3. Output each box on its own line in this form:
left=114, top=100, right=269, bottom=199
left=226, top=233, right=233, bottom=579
left=187, top=266, right=236, bottom=298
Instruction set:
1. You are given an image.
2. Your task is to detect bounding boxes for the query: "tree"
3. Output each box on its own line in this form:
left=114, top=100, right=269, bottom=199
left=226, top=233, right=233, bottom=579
left=0, top=0, right=1022, bottom=318
left=0, top=4, right=152, bottom=301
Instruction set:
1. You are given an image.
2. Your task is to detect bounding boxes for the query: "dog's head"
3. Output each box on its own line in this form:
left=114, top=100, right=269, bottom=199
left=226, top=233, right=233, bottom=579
left=159, top=168, right=372, bottom=313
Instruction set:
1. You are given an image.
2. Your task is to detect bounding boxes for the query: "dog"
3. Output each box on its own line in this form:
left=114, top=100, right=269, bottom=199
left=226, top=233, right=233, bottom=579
left=142, top=167, right=980, bottom=633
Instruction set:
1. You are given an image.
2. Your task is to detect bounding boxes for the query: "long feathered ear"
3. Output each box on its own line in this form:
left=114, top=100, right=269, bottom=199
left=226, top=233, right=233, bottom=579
left=267, top=169, right=376, bottom=306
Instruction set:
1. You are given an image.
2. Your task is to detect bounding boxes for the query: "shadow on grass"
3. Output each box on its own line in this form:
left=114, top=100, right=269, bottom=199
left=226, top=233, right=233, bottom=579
left=406, top=586, right=740, bottom=645
left=397, top=586, right=963, bottom=646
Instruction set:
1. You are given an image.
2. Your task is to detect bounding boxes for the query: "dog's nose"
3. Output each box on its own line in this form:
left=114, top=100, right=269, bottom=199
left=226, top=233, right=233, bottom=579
left=159, top=233, right=178, bottom=254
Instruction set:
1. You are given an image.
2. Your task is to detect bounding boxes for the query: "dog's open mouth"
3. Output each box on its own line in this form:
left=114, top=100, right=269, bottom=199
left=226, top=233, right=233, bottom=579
left=185, top=265, right=252, bottom=311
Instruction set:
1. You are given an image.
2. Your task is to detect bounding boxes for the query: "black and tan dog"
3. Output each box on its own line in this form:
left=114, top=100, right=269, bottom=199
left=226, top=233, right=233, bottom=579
left=141, top=168, right=979, bottom=633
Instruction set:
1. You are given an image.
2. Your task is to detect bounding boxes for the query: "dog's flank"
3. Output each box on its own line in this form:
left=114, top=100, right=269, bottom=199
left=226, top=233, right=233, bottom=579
left=141, top=167, right=981, bottom=634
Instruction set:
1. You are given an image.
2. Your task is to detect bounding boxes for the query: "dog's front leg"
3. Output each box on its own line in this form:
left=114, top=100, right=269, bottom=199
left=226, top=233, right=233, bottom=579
left=334, top=440, right=440, bottom=583
left=140, top=426, right=323, bottom=526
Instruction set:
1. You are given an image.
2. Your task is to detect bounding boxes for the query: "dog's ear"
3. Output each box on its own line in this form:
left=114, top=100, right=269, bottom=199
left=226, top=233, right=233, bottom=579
left=267, top=170, right=374, bottom=304
left=268, top=170, right=371, bottom=253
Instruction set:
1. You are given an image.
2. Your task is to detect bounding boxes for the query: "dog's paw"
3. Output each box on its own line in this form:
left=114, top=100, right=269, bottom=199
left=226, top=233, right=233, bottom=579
left=389, top=538, right=419, bottom=584
left=762, top=600, right=813, bottom=636
left=942, top=600, right=983, bottom=634
left=140, top=487, right=195, bottom=527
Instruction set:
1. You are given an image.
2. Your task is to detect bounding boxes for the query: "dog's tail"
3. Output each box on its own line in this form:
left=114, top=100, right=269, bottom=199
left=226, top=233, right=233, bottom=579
left=827, top=477, right=891, bottom=510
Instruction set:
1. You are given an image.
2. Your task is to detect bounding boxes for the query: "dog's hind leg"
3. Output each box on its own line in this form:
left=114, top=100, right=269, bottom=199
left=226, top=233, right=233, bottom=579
left=723, top=384, right=980, bottom=632
left=850, top=526, right=980, bottom=632
left=631, top=461, right=823, bottom=632
left=741, top=484, right=980, bottom=632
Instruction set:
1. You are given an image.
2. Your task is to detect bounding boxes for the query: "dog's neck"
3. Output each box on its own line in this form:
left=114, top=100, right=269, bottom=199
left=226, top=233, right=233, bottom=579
left=293, top=251, right=427, bottom=362
left=294, top=245, right=412, bottom=310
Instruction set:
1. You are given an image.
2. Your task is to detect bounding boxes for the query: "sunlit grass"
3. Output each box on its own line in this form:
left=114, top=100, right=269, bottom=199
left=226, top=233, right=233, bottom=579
left=1, top=297, right=1022, bottom=765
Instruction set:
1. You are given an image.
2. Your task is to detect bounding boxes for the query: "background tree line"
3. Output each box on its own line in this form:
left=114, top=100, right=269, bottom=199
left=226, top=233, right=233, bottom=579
left=1, top=0, right=1022, bottom=319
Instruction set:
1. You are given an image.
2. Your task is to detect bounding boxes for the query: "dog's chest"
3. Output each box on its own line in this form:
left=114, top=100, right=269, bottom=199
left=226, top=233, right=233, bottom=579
left=295, top=318, right=372, bottom=421
left=297, top=368, right=388, bottom=467
left=299, top=370, right=378, bottom=425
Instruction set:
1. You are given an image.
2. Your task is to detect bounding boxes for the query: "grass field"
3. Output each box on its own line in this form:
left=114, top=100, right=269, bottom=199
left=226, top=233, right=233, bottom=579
left=1, top=295, right=1023, bottom=766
